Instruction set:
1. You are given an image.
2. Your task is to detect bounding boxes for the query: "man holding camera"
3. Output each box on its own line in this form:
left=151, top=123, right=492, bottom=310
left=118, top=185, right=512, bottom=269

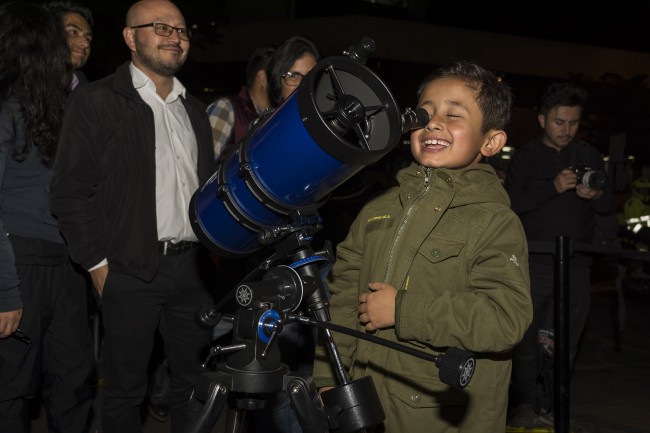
left=504, top=82, right=614, bottom=429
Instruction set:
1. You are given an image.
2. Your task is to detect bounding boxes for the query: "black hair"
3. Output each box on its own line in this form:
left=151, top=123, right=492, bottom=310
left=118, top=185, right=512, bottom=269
left=266, top=35, right=321, bottom=107
left=417, top=61, right=513, bottom=133
left=0, top=1, right=72, bottom=166
left=245, top=46, right=275, bottom=88
left=47, top=1, right=94, bottom=27
left=539, top=82, right=588, bottom=117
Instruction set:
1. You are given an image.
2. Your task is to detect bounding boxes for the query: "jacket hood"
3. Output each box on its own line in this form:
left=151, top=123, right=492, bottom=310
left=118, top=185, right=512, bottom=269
left=397, top=161, right=510, bottom=209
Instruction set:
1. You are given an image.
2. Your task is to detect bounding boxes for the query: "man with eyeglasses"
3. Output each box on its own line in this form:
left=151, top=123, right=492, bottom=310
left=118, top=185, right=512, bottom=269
left=50, top=1, right=216, bottom=432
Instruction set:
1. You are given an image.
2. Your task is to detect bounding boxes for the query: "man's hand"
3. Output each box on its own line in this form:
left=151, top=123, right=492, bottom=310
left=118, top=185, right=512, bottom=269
left=554, top=168, right=578, bottom=193
left=358, top=282, right=397, bottom=332
left=90, top=264, right=109, bottom=297
left=0, top=309, right=23, bottom=338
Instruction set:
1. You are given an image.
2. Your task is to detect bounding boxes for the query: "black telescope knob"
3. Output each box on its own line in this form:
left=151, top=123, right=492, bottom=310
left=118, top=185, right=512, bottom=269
left=344, top=37, right=376, bottom=64
left=435, top=347, right=475, bottom=390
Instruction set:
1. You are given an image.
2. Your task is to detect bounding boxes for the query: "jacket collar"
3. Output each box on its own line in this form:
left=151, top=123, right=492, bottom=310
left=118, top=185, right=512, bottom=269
left=112, top=61, right=142, bottom=101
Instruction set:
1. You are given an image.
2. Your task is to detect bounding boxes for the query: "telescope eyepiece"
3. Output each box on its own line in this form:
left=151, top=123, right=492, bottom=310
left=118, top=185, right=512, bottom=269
left=401, top=107, right=430, bottom=134
left=344, top=37, right=376, bottom=64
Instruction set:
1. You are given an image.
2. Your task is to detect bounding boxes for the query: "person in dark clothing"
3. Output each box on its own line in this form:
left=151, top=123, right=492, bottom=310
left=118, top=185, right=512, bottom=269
left=0, top=3, right=95, bottom=432
left=207, top=45, right=275, bottom=162
left=505, top=82, right=614, bottom=429
left=50, top=1, right=216, bottom=432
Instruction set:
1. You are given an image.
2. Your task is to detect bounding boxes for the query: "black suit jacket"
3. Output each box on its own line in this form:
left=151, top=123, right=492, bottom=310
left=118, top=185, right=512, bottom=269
left=51, top=62, right=215, bottom=281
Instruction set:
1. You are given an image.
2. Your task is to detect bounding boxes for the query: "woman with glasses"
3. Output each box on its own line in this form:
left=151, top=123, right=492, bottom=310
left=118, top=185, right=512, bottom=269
left=266, top=35, right=321, bottom=108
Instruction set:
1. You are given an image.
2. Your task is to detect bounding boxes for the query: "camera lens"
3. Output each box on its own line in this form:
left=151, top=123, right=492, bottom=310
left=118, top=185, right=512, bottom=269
left=580, top=170, right=607, bottom=191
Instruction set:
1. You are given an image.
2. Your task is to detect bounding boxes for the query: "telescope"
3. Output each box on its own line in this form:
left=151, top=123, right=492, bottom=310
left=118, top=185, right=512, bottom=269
left=185, top=38, right=474, bottom=433
left=190, top=37, right=429, bottom=258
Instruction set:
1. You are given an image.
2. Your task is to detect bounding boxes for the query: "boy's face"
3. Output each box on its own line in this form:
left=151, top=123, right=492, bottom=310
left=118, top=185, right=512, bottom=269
left=410, top=77, right=497, bottom=169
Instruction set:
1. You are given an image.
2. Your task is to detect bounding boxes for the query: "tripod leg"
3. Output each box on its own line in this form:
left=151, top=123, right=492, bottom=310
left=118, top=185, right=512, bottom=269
left=225, top=408, right=248, bottom=433
left=183, top=372, right=231, bottom=433
left=285, top=372, right=329, bottom=433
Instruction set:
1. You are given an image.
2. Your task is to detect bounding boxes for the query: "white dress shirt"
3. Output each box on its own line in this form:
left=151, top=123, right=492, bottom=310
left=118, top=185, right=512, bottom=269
left=130, top=63, right=199, bottom=243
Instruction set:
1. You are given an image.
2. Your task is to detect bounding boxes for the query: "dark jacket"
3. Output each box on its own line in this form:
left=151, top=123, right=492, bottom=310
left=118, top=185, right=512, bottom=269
left=313, top=163, right=532, bottom=432
left=50, top=62, right=214, bottom=281
left=506, top=138, right=613, bottom=260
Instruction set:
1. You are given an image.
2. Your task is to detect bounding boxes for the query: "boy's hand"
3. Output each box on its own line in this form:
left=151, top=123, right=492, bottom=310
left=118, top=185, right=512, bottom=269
left=358, top=282, right=397, bottom=332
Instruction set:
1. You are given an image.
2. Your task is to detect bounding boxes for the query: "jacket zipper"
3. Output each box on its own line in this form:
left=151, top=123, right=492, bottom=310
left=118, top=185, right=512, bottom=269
left=383, top=167, right=431, bottom=283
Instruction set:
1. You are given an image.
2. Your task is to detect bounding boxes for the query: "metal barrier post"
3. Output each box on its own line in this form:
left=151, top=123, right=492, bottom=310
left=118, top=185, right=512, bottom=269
left=554, top=235, right=571, bottom=433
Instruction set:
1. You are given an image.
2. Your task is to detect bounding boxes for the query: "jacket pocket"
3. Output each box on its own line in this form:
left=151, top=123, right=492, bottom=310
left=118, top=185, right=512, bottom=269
left=412, top=237, right=465, bottom=294
left=417, top=236, right=464, bottom=264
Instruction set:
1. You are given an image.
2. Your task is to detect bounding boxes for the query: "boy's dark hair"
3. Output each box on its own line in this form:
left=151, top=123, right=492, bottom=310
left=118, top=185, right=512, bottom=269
left=266, top=35, right=321, bottom=107
left=47, top=1, right=94, bottom=27
left=417, top=61, right=513, bottom=133
left=539, top=82, right=588, bottom=116
left=245, top=46, right=275, bottom=88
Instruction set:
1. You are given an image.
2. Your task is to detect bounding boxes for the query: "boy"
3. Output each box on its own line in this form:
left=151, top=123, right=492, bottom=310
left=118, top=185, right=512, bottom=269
left=312, top=61, right=533, bottom=432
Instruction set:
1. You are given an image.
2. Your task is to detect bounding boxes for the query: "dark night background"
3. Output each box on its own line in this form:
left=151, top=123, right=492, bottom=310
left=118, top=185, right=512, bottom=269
left=66, top=1, right=650, bottom=154
left=12, top=0, right=650, bottom=179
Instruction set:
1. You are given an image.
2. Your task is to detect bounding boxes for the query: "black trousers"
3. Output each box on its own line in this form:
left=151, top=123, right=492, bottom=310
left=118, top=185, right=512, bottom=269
left=100, top=246, right=216, bottom=433
left=510, top=257, right=592, bottom=410
left=0, top=235, right=95, bottom=433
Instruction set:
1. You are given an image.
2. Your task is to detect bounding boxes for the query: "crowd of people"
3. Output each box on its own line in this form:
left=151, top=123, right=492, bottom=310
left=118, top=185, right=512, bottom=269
left=1, top=1, right=620, bottom=433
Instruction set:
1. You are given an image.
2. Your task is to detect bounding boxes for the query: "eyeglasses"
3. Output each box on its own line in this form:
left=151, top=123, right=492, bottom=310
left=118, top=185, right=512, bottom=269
left=281, top=71, right=306, bottom=87
left=130, top=22, right=192, bottom=41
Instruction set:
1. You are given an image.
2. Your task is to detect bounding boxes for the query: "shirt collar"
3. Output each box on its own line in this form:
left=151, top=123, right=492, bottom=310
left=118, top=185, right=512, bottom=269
left=129, top=62, right=187, bottom=101
left=70, top=73, right=80, bottom=90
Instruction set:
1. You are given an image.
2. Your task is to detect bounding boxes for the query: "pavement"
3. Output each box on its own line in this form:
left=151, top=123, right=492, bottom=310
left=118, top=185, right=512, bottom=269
left=30, top=256, right=650, bottom=433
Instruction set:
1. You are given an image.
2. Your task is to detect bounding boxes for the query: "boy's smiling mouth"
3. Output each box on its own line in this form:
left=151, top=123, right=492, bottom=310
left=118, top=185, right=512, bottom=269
left=423, top=139, right=450, bottom=148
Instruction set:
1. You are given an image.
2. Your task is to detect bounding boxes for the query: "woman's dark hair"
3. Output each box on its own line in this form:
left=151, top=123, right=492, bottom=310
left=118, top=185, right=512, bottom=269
left=0, top=1, right=72, bottom=166
left=266, top=35, right=321, bottom=107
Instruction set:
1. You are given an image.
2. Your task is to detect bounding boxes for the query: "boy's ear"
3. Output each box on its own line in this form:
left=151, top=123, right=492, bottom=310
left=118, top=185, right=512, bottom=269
left=481, top=130, right=507, bottom=158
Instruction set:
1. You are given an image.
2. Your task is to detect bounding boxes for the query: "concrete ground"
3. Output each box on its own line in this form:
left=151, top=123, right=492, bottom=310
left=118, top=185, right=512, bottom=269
left=31, top=257, right=650, bottom=433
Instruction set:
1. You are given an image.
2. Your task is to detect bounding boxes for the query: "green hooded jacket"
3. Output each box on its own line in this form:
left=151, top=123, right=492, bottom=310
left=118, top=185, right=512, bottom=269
left=313, top=162, right=533, bottom=432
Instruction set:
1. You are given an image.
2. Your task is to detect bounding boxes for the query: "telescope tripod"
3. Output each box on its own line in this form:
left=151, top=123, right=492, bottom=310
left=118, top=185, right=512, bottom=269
left=185, top=222, right=385, bottom=433
left=185, top=222, right=475, bottom=433
left=183, top=307, right=329, bottom=433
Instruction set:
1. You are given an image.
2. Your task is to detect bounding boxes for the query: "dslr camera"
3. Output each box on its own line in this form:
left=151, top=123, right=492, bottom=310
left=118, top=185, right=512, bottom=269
left=574, top=164, right=606, bottom=191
